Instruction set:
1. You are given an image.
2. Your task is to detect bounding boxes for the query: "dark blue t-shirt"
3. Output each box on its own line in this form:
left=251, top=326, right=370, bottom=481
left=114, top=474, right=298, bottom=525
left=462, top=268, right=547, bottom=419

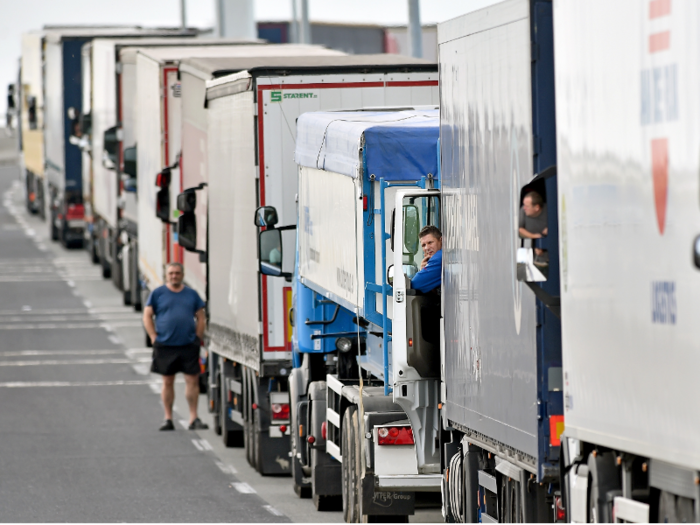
left=411, top=250, right=442, bottom=293
left=146, top=285, right=206, bottom=346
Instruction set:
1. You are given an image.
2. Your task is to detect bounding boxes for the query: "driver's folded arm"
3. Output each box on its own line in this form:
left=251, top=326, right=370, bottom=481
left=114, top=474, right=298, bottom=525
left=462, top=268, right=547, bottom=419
left=410, top=250, right=442, bottom=293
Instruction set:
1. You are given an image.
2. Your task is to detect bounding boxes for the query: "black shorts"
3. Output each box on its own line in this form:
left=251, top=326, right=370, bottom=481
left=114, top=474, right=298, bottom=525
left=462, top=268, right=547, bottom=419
left=151, top=342, right=200, bottom=376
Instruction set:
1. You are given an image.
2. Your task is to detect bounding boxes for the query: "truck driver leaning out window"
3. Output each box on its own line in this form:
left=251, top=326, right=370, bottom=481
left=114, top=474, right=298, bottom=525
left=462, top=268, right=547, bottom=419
left=519, top=191, right=549, bottom=267
left=411, top=225, right=442, bottom=293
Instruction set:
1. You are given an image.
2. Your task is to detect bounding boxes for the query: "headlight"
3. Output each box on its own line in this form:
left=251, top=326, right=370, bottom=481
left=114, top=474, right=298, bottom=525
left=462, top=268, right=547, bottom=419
left=336, top=337, right=352, bottom=353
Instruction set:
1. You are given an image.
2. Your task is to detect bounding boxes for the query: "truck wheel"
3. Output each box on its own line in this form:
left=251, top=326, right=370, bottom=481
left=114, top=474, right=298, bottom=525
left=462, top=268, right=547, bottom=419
left=314, top=494, right=342, bottom=511
left=294, top=482, right=311, bottom=499
left=220, top=376, right=243, bottom=447
left=90, top=237, right=99, bottom=264
left=50, top=218, right=58, bottom=241
left=123, top=290, right=132, bottom=306
left=342, top=406, right=359, bottom=523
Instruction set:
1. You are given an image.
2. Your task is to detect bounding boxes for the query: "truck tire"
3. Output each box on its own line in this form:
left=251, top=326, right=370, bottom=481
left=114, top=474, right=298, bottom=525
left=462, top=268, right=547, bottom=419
left=123, top=290, right=132, bottom=306
left=101, top=256, right=111, bottom=279
left=50, top=216, right=58, bottom=241
left=342, top=406, right=359, bottom=523
left=294, top=480, right=311, bottom=499
left=314, top=493, right=341, bottom=511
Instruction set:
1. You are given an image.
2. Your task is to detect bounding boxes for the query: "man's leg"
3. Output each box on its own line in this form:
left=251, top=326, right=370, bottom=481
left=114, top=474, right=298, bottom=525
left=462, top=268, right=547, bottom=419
left=161, top=375, right=175, bottom=421
left=184, top=373, right=200, bottom=424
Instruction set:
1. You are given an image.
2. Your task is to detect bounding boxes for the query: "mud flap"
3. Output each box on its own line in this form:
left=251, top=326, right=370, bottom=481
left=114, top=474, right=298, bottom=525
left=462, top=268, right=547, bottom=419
left=360, top=475, right=415, bottom=516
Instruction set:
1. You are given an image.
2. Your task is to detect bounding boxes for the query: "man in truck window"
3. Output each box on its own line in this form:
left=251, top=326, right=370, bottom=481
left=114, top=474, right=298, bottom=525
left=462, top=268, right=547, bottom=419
left=143, top=262, right=208, bottom=431
left=519, top=191, right=549, bottom=267
left=411, top=225, right=442, bottom=293
left=519, top=191, right=548, bottom=239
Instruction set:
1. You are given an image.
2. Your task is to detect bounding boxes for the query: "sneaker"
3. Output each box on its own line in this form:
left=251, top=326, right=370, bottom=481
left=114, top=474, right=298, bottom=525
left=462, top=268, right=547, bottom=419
left=159, top=419, right=175, bottom=431
left=188, top=417, right=209, bottom=430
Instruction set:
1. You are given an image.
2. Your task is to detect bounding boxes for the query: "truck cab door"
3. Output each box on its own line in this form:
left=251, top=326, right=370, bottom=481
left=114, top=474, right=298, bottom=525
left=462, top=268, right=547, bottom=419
left=391, top=190, right=441, bottom=384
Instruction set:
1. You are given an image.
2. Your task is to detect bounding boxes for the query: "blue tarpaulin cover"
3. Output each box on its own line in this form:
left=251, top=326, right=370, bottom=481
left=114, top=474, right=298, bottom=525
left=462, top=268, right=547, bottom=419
left=294, top=109, right=439, bottom=181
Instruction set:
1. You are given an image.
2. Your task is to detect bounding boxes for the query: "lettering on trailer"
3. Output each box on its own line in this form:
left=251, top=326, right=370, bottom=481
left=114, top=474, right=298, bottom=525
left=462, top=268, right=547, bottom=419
left=336, top=267, right=354, bottom=294
left=372, top=492, right=412, bottom=507
left=651, top=280, right=676, bottom=324
left=270, top=91, right=318, bottom=102
left=641, top=0, right=676, bottom=234
left=171, top=82, right=181, bottom=98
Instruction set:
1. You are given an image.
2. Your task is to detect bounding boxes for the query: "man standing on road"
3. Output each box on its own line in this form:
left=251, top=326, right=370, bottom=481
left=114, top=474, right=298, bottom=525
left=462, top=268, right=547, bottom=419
left=143, top=262, right=208, bottom=431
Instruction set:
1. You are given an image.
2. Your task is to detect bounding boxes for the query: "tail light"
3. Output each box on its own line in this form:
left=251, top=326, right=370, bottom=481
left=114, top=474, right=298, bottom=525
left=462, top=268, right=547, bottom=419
left=321, top=421, right=327, bottom=440
left=555, top=496, right=565, bottom=521
left=271, top=403, right=290, bottom=420
left=377, top=425, right=414, bottom=446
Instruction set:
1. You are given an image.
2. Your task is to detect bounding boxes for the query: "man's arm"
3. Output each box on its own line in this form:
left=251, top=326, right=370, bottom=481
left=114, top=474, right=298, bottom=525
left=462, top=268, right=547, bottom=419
left=519, top=227, right=542, bottom=239
left=142, top=305, right=157, bottom=343
left=411, top=253, right=442, bottom=293
left=195, top=308, right=206, bottom=341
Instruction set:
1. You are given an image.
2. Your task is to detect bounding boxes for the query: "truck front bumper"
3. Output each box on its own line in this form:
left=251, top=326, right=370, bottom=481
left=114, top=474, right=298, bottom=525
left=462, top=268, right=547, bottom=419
left=376, top=473, right=442, bottom=492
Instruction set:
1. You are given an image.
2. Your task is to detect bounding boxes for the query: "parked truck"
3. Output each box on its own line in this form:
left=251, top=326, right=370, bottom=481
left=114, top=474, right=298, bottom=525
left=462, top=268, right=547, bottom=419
left=174, top=56, right=438, bottom=477
left=553, top=0, right=700, bottom=522
left=435, top=1, right=563, bottom=522
left=278, top=108, right=442, bottom=520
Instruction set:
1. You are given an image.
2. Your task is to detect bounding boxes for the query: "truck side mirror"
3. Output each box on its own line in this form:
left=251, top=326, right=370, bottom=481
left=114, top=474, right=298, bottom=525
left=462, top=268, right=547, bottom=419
left=177, top=190, right=196, bottom=213
left=387, top=265, right=395, bottom=286
left=516, top=247, right=547, bottom=282
left=123, top=145, right=137, bottom=179
left=403, top=204, right=420, bottom=255
left=102, top=126, right=119, bottom=170
left=178, top=212, right=197, bottom=251
left=259, top=228, right=283, bottom=277
left=255, top=206, right=278, bottom=228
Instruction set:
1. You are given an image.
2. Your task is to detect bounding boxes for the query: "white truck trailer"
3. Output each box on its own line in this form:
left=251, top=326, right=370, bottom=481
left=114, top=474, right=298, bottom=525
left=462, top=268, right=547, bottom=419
left=19, top=32, right=45, bottom=217
left=177, top=56, right=437, bottom=477
left=554, top=0, right=700, bottom=522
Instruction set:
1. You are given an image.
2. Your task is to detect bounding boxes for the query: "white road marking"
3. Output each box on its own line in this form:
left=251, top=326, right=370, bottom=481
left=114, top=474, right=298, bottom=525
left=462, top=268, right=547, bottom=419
left=108, top=334, right=122, bottom=345
left=0, top=357, right=150, bottom=367
left=231, top=482, right=256, bottom=494
left=179, top=419, right=189, bottom=429
left=149, top=383, right=161, bottom=394
left=83, top=300, right=92, bottom=308
left=66, top=280, right=75, bottom=287
left=216, top=461, right=238, bottom=475
left=124, top=348, right=150, bottom=358
left=131, top=364, right=151, bottom=376
left=191, top=439, right=204, bottom=451
left=21, top=305, right=31, bottom=311
left=263, top=505, right=284, bottom=517
left=199, top=439, right=213, bottom=451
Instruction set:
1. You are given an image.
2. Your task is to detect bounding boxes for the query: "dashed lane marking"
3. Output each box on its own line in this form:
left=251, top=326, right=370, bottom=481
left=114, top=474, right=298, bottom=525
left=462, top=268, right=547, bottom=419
left=131, top=363, right=151, bottom=375
left=231, top=482, right=256, bottom=494
left=216, top=461, right=238, bottom=475
left=191, top=439, right=204, bottom=451
left=263, top=505, right=284, bottom=517
left=108, top=334, right=122, bottom=345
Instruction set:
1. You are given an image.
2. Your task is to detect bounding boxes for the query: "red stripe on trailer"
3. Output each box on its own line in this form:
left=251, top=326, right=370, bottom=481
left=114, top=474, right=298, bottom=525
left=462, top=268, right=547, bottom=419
left=649, top=31, right=670, bottom=53
left=256, top=78, right=437, bottom=352
left=162, top=67, right=177, bottom=265
left=649, top=0, right=671, bottom=19
left=385, top=80, right=438, bottom=87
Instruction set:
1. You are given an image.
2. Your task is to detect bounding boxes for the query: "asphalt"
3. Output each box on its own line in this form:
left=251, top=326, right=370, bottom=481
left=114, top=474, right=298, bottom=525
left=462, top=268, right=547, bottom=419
left=0, top=131, right=441, bottom=523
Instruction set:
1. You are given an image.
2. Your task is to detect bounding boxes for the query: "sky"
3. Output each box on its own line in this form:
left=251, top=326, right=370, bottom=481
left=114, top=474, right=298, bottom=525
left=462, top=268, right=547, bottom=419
left=0, top=0, right=495, bottom=119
